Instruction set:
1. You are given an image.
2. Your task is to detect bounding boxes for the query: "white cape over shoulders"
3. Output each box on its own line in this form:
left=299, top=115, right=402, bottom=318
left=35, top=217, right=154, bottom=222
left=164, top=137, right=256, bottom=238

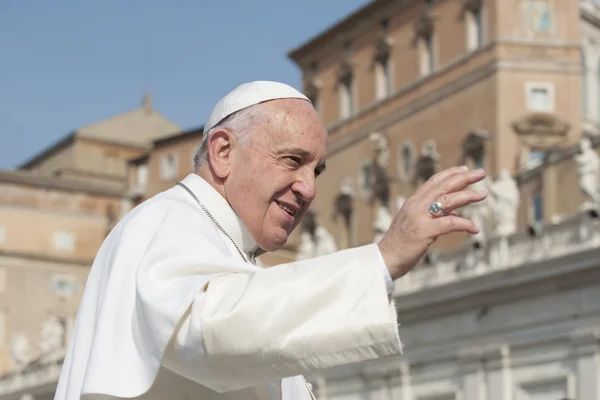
left=55, top=174, right=402, bottom=400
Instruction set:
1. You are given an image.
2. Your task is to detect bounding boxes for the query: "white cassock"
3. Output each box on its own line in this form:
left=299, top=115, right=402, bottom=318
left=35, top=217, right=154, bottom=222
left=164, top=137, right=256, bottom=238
left=55, top=173, right=403, bottom=400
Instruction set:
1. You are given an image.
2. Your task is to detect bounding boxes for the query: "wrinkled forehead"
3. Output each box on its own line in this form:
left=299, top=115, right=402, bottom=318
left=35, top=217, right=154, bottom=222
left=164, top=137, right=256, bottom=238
left=257, top=100, right=328, bottom=145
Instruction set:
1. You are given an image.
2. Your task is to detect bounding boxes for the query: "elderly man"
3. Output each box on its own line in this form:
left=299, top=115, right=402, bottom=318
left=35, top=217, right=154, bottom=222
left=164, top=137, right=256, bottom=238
left=55, top=81, right=487, bottom=400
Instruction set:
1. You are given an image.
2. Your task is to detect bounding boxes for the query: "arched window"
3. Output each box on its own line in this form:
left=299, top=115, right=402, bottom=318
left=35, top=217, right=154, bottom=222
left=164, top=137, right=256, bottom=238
left=338, top=42, right=355, bottom=119
left=466, top=6, right=483, bottom=51
left=419, top=34, right=435, bottom=76
left=374, top=19, right=392, bottom=100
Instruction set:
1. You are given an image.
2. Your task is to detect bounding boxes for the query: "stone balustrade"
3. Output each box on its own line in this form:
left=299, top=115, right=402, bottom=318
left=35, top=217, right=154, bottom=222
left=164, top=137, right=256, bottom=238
left=0, top=358, right=63, bottom=397
left=395, top=209, right=600, bottom=295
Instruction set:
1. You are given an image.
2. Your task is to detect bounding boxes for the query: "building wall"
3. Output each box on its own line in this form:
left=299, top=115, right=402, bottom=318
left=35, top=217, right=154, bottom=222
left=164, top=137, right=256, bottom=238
left=0, top=182, right=121, bottom=261
left=73, top=138, right=147, bottom=182
left=144, top=136, right=202, bottom=198
left=302, top=0, right=496, bottom=129
left=285, top=0, right=590, bottom=254
left=308, top=249, right=600, bottom=399
left=0, top=256, right=89, bottom=374
left=0, top=179, right=123, bottom=374
left=25, top=142, right=75, bottom=176
left=312, top=72, right=498, bottom=250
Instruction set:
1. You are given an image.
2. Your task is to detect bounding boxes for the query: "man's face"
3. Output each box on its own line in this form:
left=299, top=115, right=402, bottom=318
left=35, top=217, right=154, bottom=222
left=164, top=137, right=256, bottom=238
left=225, top=99, right=328, bottom=252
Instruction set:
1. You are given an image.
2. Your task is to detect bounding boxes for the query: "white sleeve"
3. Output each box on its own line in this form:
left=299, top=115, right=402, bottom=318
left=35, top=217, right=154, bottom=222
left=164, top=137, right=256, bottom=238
left=161, top=244, right=402, bottom=393
left=375, top=247, right=395, bottom=296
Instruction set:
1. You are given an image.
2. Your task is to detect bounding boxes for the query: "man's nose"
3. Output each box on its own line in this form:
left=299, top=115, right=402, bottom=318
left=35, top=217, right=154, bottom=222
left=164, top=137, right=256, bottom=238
left=292, top=169, right=317, bottom=202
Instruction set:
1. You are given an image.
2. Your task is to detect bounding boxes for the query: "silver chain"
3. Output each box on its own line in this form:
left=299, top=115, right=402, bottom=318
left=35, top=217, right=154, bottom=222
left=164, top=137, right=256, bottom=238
left=178, top=182, right=313, bottom=397
left=176, top=182, right=249, bottom=263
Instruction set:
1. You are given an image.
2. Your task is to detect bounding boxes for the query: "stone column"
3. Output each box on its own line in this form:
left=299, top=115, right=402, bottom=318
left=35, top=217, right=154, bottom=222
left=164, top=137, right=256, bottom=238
left=484, top=345, right=512, bottom=400
left=459, top=349, right=486, bottom=400
left=389, top=362, right=412, bottom=400
left=367, top=377, right=392, bottom=400
left=572, top=331, right=600, bottom=400
left=313, top=375, right=328, bottom=400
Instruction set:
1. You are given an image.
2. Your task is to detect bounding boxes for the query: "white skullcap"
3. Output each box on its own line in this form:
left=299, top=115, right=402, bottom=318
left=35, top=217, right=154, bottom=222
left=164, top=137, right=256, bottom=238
left=204, top=81, right=310, bottom=135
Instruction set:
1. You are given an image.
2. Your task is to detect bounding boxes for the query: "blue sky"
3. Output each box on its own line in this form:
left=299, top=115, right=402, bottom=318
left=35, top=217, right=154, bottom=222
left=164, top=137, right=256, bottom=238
left=0, top=0, right=369, bottom=169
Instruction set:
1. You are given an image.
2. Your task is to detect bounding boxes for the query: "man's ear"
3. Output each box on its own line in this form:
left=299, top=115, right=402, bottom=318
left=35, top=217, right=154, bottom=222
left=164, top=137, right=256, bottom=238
left=207, top=129, right=234, bottom=179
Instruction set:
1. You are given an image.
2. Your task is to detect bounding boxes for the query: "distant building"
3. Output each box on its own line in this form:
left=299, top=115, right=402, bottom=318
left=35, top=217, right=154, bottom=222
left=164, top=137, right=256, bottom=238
left=1, top=0, right=600, bottom=399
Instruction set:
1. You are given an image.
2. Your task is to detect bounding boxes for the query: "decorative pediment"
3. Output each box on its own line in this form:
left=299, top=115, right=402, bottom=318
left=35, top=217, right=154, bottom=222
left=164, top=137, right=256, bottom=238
left=413, top=5, right=436, bottom=39
left=415, top=154, right=438, bottom=183
left=462, top=0, right=483, bottom=13
left=414, top=140, right=440, bottom=183
left=462, top=129, right=490, bottom=155
left=337, top=58, right=353, bottom=83
left=374, top=31, right=394, bottom=62
left=512, top=112, right=570, bottom=149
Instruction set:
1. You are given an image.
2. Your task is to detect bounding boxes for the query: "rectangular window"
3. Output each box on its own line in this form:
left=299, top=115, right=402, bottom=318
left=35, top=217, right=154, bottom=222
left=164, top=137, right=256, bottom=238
left=420, top=35, right=435, bottom=76
left=54, top=232, right=74, bottom=252
left=160, top=153, right=179, bottom=180
left=525, top=82, right=554, bottom=112
left=137, top=164, right=148, bottom=190
left=466, top=8, right=483, bottom=51
left=532, top=190, right=544, bottom=222
left=52, top=274, right=78, bottom=298
left=339, top=80, right=354, bottom=119
left=375, top=59, right=391, bottom=100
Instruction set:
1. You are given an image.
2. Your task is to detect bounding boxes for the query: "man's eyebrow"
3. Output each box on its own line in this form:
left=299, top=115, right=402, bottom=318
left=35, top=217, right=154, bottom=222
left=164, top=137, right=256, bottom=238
left=277, top=147, right=311, bottom=158
left=278, top=147, right=326, bottom=173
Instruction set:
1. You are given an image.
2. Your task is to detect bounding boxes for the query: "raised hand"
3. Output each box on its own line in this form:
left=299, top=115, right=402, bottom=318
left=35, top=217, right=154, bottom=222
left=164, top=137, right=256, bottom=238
left=378, top=166, right=488, bottom=280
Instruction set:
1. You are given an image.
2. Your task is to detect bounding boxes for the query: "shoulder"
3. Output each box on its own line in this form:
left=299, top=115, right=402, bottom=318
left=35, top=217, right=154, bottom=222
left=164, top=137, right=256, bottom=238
left=112, top=187, right=223, bottom=248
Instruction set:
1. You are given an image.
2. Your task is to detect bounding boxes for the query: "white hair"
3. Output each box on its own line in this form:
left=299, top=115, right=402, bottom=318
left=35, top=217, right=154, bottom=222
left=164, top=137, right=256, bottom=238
left=193, top=103, right=267, bottom=170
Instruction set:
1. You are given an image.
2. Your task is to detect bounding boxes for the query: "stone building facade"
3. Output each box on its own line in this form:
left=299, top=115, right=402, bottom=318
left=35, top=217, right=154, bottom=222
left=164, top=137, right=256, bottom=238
left=0, top=0, right=599, bottom=399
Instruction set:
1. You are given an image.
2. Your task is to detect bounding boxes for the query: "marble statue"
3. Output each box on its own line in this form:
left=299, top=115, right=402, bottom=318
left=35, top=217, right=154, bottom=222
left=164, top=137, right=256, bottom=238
left=369, top=132, right=392, bottom=208
left=414, top=140, right=441, bottom=184
left=39, top=316, right=65, bottom=358
left=461, top=178, right=492, bottom=243
left=575, top=137, right=600, bottom=208
left=373, top=204, right=394, bottom=243
left=296, top=232, right=317, bottom=261
left=369, top=132, right=390, bottom=167
left=11, top=333, right=30, bottom=371
left=488, top=169, right=520, bottom=236
left=333, top=178, right=354, bottom=229
left=314, top=226, right=338, bottom=255
left=396, top=195, right=406, bottom=212
left=297, top=212, right=338, bottom=261
left=296, top=228, right=337, bottom=261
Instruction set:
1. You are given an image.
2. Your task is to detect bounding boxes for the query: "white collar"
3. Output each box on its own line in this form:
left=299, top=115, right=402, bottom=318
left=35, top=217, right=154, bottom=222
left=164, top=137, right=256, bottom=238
left=179, top=173, right=260, bottom=258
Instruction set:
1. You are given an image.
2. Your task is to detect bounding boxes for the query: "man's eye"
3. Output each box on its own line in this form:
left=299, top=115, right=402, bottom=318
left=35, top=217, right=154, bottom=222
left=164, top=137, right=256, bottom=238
left=286, top=156, right=302, bottom=165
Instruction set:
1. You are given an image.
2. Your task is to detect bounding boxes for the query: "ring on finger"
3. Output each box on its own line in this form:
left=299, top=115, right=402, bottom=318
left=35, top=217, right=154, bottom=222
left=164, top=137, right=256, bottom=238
left=428, top=200, right=444, bottom=218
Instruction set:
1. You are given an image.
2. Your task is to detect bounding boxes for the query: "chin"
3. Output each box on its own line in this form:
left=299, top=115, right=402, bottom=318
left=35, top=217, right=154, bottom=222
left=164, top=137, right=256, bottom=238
left=259, top=230, right=290, bottom=252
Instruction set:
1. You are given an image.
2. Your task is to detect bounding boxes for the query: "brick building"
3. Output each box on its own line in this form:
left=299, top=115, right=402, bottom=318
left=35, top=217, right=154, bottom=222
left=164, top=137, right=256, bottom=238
left=0, top=1, right=599, bottom=399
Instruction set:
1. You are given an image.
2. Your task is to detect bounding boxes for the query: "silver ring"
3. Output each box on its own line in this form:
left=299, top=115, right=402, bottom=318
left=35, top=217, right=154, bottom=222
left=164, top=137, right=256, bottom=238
left=428, top=201, right=443, bottom=217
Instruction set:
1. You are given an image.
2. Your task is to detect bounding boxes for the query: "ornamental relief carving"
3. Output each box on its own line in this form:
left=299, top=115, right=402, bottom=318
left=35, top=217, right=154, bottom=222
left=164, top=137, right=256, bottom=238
left=512, top=112, right=570, bottom=149
left=413, top=5, right=436, bottom=41
left=462, top=0, right=484, bottom=13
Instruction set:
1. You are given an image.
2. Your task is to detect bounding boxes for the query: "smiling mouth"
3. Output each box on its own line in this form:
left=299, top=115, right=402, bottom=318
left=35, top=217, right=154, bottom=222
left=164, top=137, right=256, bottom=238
left=277, top=202, right=298, bottom=217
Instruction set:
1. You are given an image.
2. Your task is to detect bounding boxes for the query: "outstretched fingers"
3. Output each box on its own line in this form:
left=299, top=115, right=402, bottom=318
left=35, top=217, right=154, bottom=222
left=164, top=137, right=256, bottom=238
left=422, top=168, right=487, bottom=205
left=431, top=189, right=488, bottom=216
left=414, top=165, right=469, bottom=198
left=433, top=214, right=480, bottom=236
